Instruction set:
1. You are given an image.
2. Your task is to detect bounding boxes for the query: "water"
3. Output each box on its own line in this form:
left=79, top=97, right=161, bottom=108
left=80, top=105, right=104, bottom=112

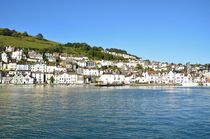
left=0, top=86, right=210, bottom=138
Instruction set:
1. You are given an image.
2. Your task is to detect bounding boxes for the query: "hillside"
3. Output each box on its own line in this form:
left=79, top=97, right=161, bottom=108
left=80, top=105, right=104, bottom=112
left=0, top=28, right=138, bottom=61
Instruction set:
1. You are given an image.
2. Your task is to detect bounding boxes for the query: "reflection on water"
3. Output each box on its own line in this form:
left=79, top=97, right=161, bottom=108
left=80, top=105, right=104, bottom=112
left=0, top=86, right=210, bottom=138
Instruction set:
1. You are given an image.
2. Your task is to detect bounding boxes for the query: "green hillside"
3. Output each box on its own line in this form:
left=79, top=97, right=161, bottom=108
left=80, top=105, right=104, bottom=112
left=0, top=28, right=137, bottom=61
left=0, top=35, right=60, bottom=49
left=0, top=28, right=60, bottom=51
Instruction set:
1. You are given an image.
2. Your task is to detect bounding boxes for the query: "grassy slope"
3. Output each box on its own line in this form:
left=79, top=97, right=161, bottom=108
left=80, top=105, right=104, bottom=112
left=0, top=28, right=137, bottom=60
left=0, top=35, right=60, bottom=50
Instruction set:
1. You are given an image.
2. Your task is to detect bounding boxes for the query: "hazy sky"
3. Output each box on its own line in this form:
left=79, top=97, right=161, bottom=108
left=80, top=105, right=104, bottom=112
left=0, top=0, right=210, bottom=64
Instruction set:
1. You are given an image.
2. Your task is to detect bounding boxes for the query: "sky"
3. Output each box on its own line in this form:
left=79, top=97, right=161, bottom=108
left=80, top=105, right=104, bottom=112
left=0, top=0, right=210, bottom=64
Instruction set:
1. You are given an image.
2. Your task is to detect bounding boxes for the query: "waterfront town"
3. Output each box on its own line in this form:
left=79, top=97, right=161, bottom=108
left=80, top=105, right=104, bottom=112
left=0, top=46, right=210, bottom=86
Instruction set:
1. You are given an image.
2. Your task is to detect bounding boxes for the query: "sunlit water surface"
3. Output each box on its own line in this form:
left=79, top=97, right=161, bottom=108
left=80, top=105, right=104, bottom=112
left=0, top=86, right=210, bottom=138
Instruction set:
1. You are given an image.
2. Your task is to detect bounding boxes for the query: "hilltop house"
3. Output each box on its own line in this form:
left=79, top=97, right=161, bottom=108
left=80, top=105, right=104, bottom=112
left=5, top=46, right=15, bottom=52
left=28, top=50, right=43, bottom=60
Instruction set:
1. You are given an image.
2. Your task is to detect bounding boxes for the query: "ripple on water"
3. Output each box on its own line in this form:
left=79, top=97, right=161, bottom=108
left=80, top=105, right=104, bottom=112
left=0, top=86, right=210, bottom=138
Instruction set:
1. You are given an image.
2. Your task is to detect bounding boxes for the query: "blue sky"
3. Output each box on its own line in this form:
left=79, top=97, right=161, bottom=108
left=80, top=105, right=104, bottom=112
left=0, top=0, right=210, bottom=64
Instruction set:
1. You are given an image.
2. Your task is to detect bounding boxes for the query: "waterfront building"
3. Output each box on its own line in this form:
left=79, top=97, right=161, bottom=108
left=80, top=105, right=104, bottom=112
left=11, top=74, right=34, bottom=84
left=99, top=74, right=125, bottom=85
left=55, top=73, right=77, bottom=84
left=32, top=72, right=45, bottom=84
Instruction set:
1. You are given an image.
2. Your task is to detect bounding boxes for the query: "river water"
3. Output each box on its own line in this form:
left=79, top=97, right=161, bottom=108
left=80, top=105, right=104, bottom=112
left=0, top=86, right=210, bottom=138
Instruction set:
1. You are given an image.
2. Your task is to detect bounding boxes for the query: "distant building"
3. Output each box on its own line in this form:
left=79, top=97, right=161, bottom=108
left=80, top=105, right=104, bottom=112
left=99, top=74, right=125, bottom=85
left=55, top=73, right=77, bottom=84
left=1, top=52, right=8, bottom=63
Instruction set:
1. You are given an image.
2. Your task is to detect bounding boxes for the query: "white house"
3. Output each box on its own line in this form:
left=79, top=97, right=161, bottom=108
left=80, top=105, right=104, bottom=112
left=16, top=64, right=30, bottom=71
left=3, top=63, right=17, bottom=71
left=98, top=74, right=125, bottom=85
left=77, top=68, right=103, bottom=76
left=77, top=61, right=87, bottom=67
left=5, top=46, right=15, bottom=52
left=11, top=49, right=23, bottom=61
left=11, top=74, right=34, bottom=84
left=55, top=73, right=77, bottom=84
left=32, top=72, right=45, bottom=84
left=100, top=60, right=113, bottom=67
left=59, top=53, right=68, bottom=61
left=31, top=63, right=47, bottom=72
left=28, top=50, right=43, bottom=60
left=1, top=52, right=8, bottom=63
left=46, top=66, right=57, bottom=73
left=45, top=53, right=56, bottom=62
left=1, top=76, right=13, bottom=84
left=124, top=74, right=136, bottom=84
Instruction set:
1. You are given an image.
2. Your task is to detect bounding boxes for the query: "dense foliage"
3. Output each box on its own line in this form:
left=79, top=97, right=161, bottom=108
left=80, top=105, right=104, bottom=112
left=106, top=48, right=128, bottom=54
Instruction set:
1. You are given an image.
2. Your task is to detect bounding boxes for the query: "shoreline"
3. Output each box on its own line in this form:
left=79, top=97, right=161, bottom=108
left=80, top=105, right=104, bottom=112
left=0, top=83, right=209, bottom=88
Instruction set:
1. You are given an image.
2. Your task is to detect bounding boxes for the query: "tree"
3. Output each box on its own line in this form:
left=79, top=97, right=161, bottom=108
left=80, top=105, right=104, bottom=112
left=50, top=76, right=55, bottom=84
left=36, top=33, right=44, bottom=40
left=135, top=64, right=143, bottom=70
left=22, top=32, right=28, bottom=36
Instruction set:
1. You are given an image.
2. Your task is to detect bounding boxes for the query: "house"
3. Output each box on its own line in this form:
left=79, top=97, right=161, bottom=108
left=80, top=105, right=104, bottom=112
left=1, top=75, right=12, bottom=84
left=46, top=65, right=66, bottom=74
left=77, top=68, right=103, bottom=76
left=16, top=64, right=31, bottom=75
left=28, top=50, right=43, bottom=60
left=59, top=53, right=68, bottom=61
left=1, top=52, right=8, bottom=63
left=46, top=65, right=57, bottom=73
left=31, top=62, right=47, bottom=72
left=124, top=74, right=136, bottom=84
left=32, top=72, right=45, bottom=84
left=11, top=74, right=34, bottom=84
left=98, top=74, right=125, bottom=85
left=45, top=53, right=56, bottom=62
left=77, top=61, right=86, bottom=67
left=16, top=64, right=30, bottom=71
left=77, top=75, right=84, bottom=84
left=5, top=46, right=15, bottom=52
left=86, top=61, right=96, bottom=68
left=3, top=63, right=17, bottom=71
left=55, top=73, right=77, bottom=84
left=56, top=66, right=66, bottom=73
left=23, top=75, right=34, bottom=84
left=137, top=72, right=151, bottom=84
left=11, top=49, right=23, bottom=61
left=100, top=60, right=113, bottom=67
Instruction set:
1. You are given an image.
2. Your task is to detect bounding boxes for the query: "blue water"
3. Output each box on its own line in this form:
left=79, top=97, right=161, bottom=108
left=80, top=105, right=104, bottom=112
left=0, top=86, right=210, bottom=138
